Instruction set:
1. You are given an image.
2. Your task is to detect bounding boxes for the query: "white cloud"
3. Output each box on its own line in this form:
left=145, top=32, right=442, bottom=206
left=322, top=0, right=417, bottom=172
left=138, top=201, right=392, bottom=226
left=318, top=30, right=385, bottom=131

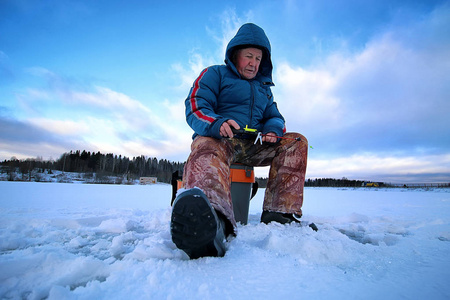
left=0, top=141, right=67, bottom=161
left=171, top=9, right=248, bottom=94
left=275, top=62, right=341, bottom=130
left=274, top=9, right=450, bottom=155
left=206, top=8, right=250, bottom=60
left=71, top=86, right=151, bottom=112
left=307, top=153, right=450, bottom=183
left=28, top=118, right=90, bottom=136
left=14, top=72, right=192, bottom=161
left=171, top=52, right=216, bottom=92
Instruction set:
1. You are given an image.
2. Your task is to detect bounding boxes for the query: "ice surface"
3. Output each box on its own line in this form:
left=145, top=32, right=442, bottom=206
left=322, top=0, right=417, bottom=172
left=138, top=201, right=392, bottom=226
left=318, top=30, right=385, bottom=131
left=1, top=182, right=449, bottom=299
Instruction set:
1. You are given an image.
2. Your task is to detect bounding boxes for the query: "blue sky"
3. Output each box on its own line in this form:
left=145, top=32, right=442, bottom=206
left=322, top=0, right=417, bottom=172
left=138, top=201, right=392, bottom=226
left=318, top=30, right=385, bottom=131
left=1, top=0, right=449, bottom=183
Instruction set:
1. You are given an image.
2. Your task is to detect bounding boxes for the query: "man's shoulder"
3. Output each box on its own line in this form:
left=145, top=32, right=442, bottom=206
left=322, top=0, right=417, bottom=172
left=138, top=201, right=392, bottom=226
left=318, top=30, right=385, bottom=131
left=204, top=64, right=229, bottom=73
left=201, top=65, right=234, bottom=81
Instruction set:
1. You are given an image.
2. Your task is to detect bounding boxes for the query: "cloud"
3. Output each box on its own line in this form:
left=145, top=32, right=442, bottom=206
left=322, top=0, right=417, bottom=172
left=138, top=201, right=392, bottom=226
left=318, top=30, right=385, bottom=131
left=23, top=69, right=159, bottom=131
left=0, top=116, right=83, bottom=160
left=26, top=68, right=151, bottom=112
left=307, top=153, right=450, bottom=183
left=0, top=117, right=57, bottom=144
left=275, top=62, right=341, bottom=130
left=171, top=8, right=251, bottom=93
left=70, top=86, right=151, bottom=112
left=171, top=52, right=216, bottom=92
left=27, top=118, right=90, bottom=136
left=275, top=3, right=450, bottom=157
left=4, top=68, right=194, bottom=162
left=206, top=8, right=252, bottom=59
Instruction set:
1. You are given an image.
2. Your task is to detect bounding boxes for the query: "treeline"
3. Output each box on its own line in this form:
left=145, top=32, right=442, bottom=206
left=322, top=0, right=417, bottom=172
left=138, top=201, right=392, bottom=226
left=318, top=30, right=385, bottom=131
left=256, top=177, right=380, bottom=188
left=1, top=150, right=185, bottom=184
left=305, top=177, right=384, bottom=187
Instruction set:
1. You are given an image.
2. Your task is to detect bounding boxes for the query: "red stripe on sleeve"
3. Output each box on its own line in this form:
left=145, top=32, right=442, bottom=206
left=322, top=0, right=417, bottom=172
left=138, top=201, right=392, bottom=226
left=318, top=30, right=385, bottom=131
left=189, top=68, right=215, bottom=124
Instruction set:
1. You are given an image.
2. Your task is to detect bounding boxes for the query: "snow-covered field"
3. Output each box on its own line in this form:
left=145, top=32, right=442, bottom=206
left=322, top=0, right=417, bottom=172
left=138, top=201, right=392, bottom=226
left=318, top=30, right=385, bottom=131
left=1, top=181, right=449, bottom=300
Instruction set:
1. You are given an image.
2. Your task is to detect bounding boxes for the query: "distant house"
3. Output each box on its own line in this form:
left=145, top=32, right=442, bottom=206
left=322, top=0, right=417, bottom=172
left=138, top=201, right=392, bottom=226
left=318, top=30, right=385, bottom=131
left=362, top=182, right=380, bottom=187
left=139, top=177, right=157, bottom=185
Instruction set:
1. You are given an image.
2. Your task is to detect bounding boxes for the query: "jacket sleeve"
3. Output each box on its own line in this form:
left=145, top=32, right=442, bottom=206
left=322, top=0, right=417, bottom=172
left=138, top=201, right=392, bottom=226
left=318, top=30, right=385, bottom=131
left=261, top=89, right=286, bottom=137
left=185, top=67, right=225, bottom=139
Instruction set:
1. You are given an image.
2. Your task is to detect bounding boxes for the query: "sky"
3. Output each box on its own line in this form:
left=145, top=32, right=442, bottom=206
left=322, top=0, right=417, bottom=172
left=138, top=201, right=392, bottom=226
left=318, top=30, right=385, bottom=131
left=1, top=0, right=449, bottom=183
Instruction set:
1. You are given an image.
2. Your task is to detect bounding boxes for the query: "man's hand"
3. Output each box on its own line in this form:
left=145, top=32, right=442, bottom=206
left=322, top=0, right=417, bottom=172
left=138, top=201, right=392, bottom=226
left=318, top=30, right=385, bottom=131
left=220, top=120, right=240, bottom=138
left=262, top=132, right=277, bottom=143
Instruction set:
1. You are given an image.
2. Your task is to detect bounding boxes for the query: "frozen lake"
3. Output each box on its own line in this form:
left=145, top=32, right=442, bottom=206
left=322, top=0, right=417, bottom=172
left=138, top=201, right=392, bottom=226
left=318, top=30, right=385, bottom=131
left=1, top=182, right=449, bottom=299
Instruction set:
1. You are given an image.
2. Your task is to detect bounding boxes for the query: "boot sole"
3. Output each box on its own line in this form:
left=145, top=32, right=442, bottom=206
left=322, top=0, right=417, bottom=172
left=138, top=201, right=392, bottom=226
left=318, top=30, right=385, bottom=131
left=171, top=189, right=225, bottom=259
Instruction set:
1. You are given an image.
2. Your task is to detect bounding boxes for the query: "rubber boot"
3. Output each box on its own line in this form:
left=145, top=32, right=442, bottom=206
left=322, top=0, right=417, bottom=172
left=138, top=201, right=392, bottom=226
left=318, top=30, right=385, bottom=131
left=171, top=188, right=226, bottom=259
left=261, top=211, right=318, bottom=231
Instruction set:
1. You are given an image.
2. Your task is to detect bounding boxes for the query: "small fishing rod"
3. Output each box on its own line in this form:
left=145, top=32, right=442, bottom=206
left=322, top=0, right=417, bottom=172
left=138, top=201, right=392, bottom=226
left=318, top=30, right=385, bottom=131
left=231, top=125, right=302, bottom=144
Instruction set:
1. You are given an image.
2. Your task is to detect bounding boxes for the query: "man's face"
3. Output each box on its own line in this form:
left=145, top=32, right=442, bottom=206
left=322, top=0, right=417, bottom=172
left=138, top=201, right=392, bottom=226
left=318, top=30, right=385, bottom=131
left=235, top=48, right=263, bottom=80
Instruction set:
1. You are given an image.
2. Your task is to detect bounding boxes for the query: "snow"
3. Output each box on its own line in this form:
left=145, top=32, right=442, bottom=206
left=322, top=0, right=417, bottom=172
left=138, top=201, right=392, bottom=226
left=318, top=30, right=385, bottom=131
left=1, top=181, right=449, bottom=300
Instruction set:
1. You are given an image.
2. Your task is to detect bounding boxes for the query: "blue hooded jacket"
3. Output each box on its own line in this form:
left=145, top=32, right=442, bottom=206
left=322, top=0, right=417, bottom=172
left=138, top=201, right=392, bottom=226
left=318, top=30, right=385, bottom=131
left=185, top=23, right=285, bottom=139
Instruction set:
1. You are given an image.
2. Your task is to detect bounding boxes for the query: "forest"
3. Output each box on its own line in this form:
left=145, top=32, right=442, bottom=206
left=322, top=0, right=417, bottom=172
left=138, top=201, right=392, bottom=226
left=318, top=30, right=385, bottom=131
left=1, top=150, right=184, bottom=184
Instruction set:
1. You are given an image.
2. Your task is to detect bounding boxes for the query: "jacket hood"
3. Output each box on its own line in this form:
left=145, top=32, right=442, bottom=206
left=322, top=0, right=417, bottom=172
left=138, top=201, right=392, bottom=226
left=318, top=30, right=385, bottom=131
left=225, top=23, right=273, bottom=82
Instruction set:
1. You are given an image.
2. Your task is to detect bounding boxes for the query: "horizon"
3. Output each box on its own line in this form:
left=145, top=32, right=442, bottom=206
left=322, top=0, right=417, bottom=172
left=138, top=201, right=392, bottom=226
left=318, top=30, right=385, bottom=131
left=1, top=0, right=449, bottom=184
left=2, top=149, right=449, bottom=185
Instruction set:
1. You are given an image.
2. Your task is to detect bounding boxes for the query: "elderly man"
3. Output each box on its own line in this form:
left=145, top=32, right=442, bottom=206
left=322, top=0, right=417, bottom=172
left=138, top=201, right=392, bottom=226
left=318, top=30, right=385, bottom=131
left=171, top=23, right=309, bottom=259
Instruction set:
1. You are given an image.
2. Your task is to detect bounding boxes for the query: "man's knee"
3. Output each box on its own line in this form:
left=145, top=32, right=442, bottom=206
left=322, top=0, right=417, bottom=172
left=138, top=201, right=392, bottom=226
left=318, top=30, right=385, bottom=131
left=283, top=132, right=308, bottom=150
left=192, top=136, right=219, bottom=149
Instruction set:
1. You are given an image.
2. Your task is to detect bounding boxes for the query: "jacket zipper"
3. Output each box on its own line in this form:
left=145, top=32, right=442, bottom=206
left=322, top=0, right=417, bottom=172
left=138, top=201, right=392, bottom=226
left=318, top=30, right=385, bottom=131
left=249, top=81, right=255, bottom=128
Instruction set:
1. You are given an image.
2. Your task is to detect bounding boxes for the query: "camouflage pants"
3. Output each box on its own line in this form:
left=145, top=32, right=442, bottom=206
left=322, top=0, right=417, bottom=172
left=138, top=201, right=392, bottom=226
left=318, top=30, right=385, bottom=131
left=182, top=132, right=308, bottom=234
